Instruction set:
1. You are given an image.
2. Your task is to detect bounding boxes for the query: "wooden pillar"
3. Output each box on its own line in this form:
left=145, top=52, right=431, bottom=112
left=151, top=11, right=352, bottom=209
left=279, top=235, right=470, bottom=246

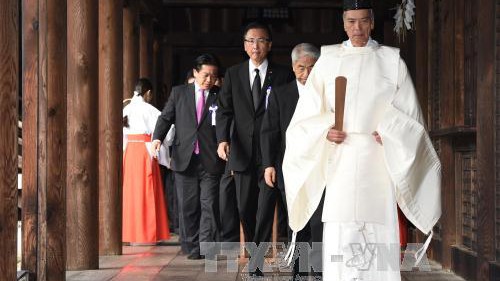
left=22, top=0, right=68, bottom=279
left=123, top=0, right=139, bottom=99
left=221, top=8, right=229, bottom=32
left=299, top=9, right=317, bottom=33
left=200, top=8, right=210, bottom=33
left=475, top=0, right=495, bottom=279
left=0, top=0, right=19, bottom=279
left=415, top=0, right=430, bottom=117
left=155, top=36, right=167, bottom=107
left=163, top=43, right=173, bottom=100
left=98, top=0, right=123, bottom=256
left=139, top=16, right=153, bottom=79
left=21, top=0, right=39, bottom=277
left=66, top=0, right=99, bottom=270
left=438, top=0, right=457, bottom=269
left=152, top=34, right=161, bottom=107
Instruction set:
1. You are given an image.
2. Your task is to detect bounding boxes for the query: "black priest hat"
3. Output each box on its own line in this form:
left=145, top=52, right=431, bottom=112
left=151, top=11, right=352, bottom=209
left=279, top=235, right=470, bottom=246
left=343, top=0, right=372, bottom=11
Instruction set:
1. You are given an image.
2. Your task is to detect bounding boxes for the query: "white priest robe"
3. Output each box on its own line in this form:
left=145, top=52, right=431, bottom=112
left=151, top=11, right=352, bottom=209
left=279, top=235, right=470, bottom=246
left=282, top=40, right=441, bottom=280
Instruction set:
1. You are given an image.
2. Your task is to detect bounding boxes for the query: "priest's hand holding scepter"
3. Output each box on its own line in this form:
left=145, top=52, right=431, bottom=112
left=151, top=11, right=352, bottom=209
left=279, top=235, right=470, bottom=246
left=326, top=76, right=347, bottom=144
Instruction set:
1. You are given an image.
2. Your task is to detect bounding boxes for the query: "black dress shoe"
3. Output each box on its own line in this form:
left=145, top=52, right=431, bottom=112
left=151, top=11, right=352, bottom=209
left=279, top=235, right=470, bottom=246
left=187, top=253, right=204, bottom=260
left=249, top=268, right=264, bottom=277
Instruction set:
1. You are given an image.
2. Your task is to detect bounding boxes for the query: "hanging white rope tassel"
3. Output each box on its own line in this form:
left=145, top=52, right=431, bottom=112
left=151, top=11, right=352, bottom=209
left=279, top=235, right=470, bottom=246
left=284, top=231, right=297, bottom=265
left=415, top=230, right=433, bottom=266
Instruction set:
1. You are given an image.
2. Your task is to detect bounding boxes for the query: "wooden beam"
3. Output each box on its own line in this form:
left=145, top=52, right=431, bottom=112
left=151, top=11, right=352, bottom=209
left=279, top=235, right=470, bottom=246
left=0, top=0, right=19, bottom=279
left=123, top=0, right=139, bottom=99
left=67, top=0, right=99, bottom=270
left=475, top=0, right=496, bottom=279
left=98, top=0, right=124, bottom=256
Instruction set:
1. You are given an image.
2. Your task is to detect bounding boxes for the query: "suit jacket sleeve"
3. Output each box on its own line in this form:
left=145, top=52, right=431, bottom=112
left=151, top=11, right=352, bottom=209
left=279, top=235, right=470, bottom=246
left=260, top=88, right=281, bottom=168
left=216, top=68, right=233, bottom=143
left=153, top=87, right=176, bottom=141
left=287, top=69, right=295, bottom=83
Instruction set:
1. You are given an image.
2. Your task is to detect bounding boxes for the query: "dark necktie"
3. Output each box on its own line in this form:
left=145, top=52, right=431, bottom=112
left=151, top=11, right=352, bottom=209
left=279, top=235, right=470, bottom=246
left=252, top=68, right=261, bottom=110
left=194, top=89, right=205, bottom=154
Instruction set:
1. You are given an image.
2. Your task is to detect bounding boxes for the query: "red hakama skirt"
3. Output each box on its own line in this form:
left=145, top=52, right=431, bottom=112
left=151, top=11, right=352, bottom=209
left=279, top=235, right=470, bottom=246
left=122, top=134, right=170, bottom=243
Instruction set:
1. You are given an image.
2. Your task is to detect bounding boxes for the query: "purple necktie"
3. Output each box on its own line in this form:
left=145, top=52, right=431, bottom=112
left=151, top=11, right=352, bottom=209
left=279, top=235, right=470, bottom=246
left=194, top=89, right=205, bottom=154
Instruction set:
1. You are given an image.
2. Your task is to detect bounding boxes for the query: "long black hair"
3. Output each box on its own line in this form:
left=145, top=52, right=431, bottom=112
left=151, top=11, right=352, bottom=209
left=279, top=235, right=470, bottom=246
left=124, top=78, right=153, bottom=128
left=134, top=78, right=153, bottom=96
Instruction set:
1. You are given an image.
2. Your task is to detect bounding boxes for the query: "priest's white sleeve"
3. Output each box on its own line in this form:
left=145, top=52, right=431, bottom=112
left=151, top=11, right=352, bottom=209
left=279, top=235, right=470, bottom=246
left=282, top=59, right=332, bottom=234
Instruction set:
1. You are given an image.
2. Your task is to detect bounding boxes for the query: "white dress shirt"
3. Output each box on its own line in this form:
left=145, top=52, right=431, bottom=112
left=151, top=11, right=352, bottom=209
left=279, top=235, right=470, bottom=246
left=194, top=83, right=209, bottom=105
left=296, top=80, right=306, bottom=97
left=249, top=59, right=268, bottom=89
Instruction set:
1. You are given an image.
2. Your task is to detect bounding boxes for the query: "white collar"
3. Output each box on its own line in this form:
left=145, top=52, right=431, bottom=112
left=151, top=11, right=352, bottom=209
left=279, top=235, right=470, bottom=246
left=194, top=83, right=208, bottom=96
left=296, top=80, right=306, bottom=96
left=343, top=38, right=378, bottom=47
left=131, top=94, right=145, bottom=103
left=249, top=59, right=269, bottom=75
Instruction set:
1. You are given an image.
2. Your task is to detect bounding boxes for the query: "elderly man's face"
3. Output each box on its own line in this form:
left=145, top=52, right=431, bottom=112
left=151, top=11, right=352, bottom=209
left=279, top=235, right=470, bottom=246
left=292, top=55, right=317, bottom=85
left=343, top=9, right=374, bottom=47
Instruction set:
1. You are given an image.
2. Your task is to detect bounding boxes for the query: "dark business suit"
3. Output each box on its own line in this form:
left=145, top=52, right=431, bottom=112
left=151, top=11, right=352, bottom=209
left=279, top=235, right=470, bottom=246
left=154, top=83, right=225, bottom=256
left=218, top=121, right=240, bottom=243
left=261, top=80, right=324, bottom=277
left=216, top=60, right=294, bottom=243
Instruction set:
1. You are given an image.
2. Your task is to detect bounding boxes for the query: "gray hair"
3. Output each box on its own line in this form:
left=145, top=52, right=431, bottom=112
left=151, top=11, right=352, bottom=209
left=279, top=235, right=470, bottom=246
left=291, top=43, right=320, bottom=63
left=342, top=9, right=375, bottom=20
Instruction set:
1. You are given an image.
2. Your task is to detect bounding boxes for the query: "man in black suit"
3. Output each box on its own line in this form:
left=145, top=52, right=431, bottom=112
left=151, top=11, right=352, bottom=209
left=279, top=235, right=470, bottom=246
left=261, top=43, right=322, bottom=278
left=216, top=22, right=294, bottom=275
left=152, top=54, right=225, bottom=260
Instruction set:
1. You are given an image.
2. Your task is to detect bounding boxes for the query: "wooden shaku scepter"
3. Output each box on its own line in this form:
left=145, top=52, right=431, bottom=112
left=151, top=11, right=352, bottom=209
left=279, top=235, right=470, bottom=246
left=334, top=76, right=347, bottom=131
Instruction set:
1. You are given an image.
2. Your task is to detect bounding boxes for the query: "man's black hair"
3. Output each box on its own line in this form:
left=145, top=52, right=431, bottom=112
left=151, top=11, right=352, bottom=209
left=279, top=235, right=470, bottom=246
left=193, top=53, right=220, bottom=72
left=242, top=21, right=272, bottom=42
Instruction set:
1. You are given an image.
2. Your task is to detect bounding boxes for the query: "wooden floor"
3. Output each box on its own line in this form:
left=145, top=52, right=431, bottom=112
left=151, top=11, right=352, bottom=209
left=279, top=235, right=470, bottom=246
left=66, top=244, right=467, bottom=281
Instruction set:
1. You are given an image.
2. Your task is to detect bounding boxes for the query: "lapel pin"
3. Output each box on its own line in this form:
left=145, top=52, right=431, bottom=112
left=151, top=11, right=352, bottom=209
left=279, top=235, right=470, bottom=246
left=209, top=104, right=218, bottom=126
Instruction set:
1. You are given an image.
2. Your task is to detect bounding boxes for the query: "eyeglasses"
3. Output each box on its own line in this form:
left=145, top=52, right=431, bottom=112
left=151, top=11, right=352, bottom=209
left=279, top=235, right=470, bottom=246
left=244, top=38, right=270, bottom=45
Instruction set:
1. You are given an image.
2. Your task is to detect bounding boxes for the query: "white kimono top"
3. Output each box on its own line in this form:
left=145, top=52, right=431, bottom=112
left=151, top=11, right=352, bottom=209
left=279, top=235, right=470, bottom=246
left=282, top=41, right=441, bottom=249
left=123, top=95, right=173, bottom=167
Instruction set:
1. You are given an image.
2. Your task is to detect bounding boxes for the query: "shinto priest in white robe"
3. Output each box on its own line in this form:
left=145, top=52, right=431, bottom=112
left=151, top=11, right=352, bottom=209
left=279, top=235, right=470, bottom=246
left=282, top=39, right=441, bottom=280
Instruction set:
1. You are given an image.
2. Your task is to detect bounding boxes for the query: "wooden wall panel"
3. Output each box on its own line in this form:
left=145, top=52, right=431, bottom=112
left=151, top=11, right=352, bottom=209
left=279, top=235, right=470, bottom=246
left=453, top=0, right=465, bottom=126
left=437, top=0, right=457, bottom=269
left=475, top=0, right=496, bottom=279
left=463, top=0, right=477, bottom=127
left=456, top=150, right=478, bottom=252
